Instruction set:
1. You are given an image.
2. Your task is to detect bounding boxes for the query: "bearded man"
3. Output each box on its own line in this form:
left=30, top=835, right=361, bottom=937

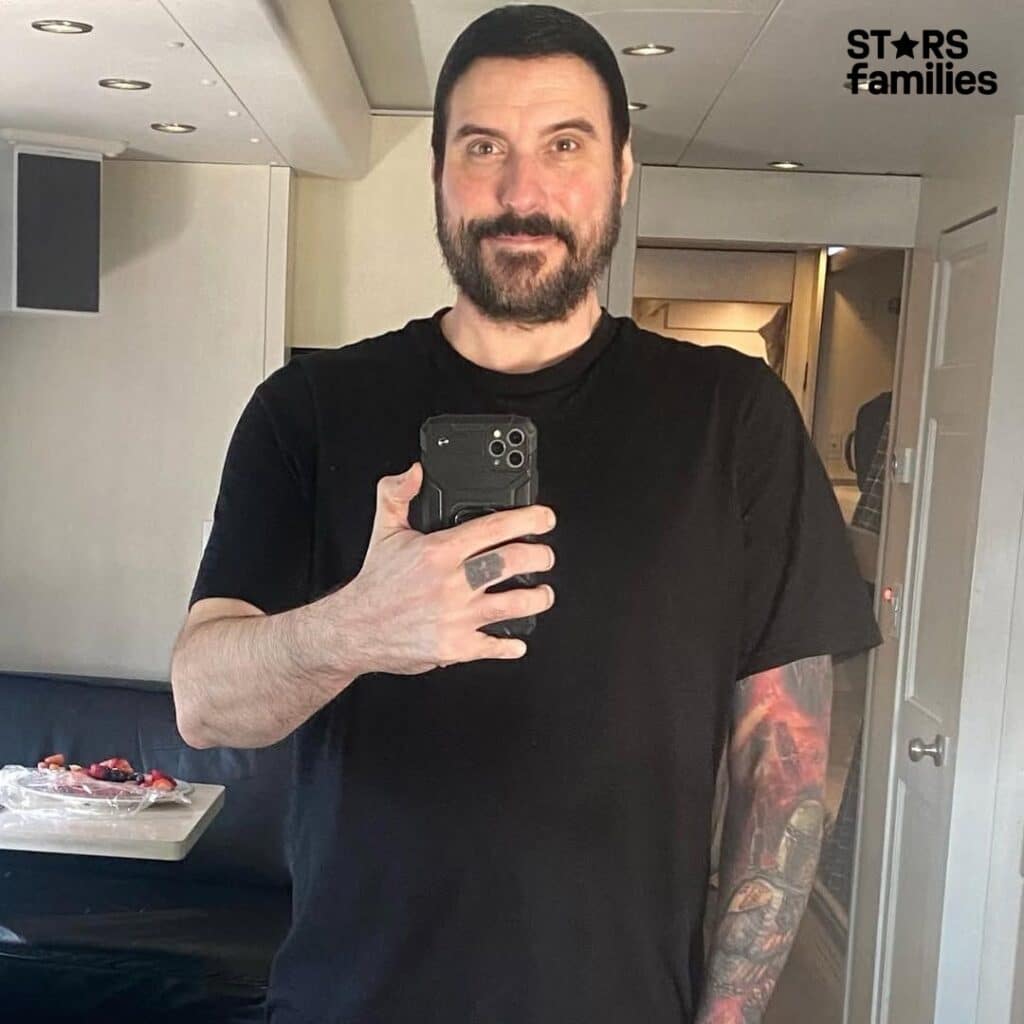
left=172, top=6, right=881, bottom=1023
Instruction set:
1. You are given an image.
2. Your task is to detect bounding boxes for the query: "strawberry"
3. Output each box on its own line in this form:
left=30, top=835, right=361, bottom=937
left=87, top=763, right=109, bottom=780
left=99, top=757, right=133, bottom=773
left=42, top=753, right=65, bottom=767
left=150, top=777, right=176, bottom=791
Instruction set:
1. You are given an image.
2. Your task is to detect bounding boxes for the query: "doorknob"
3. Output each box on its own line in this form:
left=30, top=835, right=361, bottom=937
left=908, top=734, right=946, bottom=767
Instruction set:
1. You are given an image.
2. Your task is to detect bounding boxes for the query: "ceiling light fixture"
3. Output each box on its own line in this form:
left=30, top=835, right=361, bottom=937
left=200, top=78, right=217, bottom=87
left=151, top=122, right=196, bottom=134
left=32, top=19, right=92, bottom=34
left=226, top=110, right=240, bottom=118
left=828, top=246, right=847, bottom=255
left=99, top=78, right=151, bottom=91
left=768, top=160, right=803, bottom=170
left=628, top=101, right=648, bottom=111
left=249, top=137, right=261, bottom=144
left=622, top=43, right=674, bottom=57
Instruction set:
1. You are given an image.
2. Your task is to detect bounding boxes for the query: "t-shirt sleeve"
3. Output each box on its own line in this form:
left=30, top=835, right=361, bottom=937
left=733, top=359, right=883, bottom=678
left=188, top=360, right=315, bottom=616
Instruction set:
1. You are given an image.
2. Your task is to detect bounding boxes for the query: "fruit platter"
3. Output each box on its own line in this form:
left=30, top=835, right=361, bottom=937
left=0, top=753, right=192, bottom=818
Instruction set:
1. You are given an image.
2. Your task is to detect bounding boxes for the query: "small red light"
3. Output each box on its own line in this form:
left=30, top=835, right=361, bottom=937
left=882, top=586, right=894, bottom=602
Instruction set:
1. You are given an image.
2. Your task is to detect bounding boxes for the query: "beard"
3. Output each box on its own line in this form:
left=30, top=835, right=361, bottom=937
left=434, top=166, right=622, bottom=324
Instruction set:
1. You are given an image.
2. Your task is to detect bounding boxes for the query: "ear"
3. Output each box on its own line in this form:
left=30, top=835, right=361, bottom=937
left=619, top=138, right=635, bottom=207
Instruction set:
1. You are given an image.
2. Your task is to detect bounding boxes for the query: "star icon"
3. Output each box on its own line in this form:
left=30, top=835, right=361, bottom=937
left=892, top=31, right=919, bottom=59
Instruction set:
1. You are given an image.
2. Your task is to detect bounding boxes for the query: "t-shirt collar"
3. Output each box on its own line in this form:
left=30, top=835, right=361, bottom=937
left=428, top=306, right=618, bottom=397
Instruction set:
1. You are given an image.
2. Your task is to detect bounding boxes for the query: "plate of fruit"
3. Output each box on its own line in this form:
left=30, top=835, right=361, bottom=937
left=0, top=754, right=192, bottom=817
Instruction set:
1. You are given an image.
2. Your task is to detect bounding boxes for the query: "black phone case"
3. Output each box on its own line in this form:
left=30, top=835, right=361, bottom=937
left=410, top=414, right=539, bottom=639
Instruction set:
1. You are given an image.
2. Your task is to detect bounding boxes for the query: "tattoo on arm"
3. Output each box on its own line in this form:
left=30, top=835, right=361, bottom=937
left=698, top=654, right=833, bottom=1024
left=463, top=551, right=504, bottom=590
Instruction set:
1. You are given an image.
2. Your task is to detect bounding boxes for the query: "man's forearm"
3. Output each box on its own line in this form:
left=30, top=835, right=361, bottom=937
left=170, top=591, right=363, bottom=749
left=697, top=655, right=833, bottom=1024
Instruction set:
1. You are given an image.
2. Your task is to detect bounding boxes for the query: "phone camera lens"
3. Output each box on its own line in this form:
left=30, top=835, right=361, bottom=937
left=507, top=450, right=525, bottom=469
left=488, top=439, right=506, bottom=457
left=507, top=428, right=525, bottom=446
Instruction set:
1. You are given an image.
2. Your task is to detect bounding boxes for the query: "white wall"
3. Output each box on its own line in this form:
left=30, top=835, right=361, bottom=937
left=972, top=115, right=1024, bottom=1024
left=633, top=247, right=795, bottom=303
left=849, top=111, right=1023, bottom=1024
left=289, top=115, right=454, bottom=348
left=637, top=166, right=920, bottom=249
left=0, top=161, right=287, bottom=681
left=631, top=248, right=797, bottom=361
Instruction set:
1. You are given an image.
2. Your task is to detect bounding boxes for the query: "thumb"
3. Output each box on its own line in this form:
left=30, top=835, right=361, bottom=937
left=370, top=462, right=423, bottom=542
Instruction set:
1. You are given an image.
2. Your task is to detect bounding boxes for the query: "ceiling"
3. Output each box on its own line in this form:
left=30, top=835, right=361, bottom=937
left=1, top=1, right=1023, bottom=178
left=0, top=0, right=369, bottom=177
left=332, top=0, right=1024, bottom=175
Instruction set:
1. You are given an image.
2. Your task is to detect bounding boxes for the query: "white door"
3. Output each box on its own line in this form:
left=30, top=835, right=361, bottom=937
left=877, top=212, right=999, bottom=1023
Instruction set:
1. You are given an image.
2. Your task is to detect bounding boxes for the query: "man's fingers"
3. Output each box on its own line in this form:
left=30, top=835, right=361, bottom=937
left=446, top=505, right=556, bottom=561
left=474, top=584, right=555, bottom=627
left=461, top=541, right=555, bottom=591
left=369, top=463, right=423, bottom=542
left=469, top=634, right=528, bottom=661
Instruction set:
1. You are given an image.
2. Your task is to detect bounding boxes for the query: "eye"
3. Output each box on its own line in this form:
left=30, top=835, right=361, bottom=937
left=553, top=137, right=581, bottom=153
left=468, top=139, right=499, bottom=156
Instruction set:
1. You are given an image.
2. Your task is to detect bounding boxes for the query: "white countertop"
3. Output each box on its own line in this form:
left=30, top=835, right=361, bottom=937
left=0, top=782, right=225, bottom=861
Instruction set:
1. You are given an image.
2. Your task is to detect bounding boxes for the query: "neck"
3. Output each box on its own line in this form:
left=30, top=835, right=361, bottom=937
left=440, top=290, right=603, bottom=374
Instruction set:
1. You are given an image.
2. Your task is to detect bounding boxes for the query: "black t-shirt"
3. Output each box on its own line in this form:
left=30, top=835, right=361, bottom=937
left=190, top=309, right=881, bottom=1024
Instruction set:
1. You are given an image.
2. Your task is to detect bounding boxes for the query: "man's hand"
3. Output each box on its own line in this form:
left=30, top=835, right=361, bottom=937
left=697, top=655, right=833, bottom=1024
left=325, top=462, right=557, bottom=676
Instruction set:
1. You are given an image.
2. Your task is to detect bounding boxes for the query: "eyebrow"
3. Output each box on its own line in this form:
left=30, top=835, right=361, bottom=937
left=451, top=117, right=599, bottom=143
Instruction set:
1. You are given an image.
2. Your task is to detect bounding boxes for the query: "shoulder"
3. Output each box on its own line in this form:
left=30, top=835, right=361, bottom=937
left=257, top=313, right=439, bottom=432
left=613, top=315, right=772, bottom=408
left=289, top=314, right=438, bottom=383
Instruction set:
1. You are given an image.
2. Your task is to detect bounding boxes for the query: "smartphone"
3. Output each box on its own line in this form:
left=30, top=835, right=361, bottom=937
left=410, top=414, right=540, bottom=639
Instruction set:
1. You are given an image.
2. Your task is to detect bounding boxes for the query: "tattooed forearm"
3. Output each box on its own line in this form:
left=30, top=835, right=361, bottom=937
left=463, top=551, right=504, bottom=590
left=697, top=655, right=833, bottom=1024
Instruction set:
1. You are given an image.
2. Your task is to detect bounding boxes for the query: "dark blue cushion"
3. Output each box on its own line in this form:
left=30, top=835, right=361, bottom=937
left=0, top=670, right=293, bottom=886
left=0, top=670, right=295, bottom=1018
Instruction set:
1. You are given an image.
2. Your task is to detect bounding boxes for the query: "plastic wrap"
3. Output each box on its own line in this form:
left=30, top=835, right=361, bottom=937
left=0, top=765, right=192, bottom=819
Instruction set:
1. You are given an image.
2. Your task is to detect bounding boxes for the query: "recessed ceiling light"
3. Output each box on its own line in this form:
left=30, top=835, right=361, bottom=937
left=249, top=137, right=261, bottom=144
left=768, top=160, right=803, bottom=170
left=32, top=19, right=92, bottom=34
left=828, top=246, right=847, bottom=255
left=200, top=78, right=217, bottom=87
left=168, top=41, right=186, bottom=49
left=622, top=43, right=674, bottom=57
left=99, top=78, right=151, bottom=91
left=151, top=122, right=196, bottom=134
left=226, top=110, right=240, bottom=118
left=628, top=101, right=648, bottom=111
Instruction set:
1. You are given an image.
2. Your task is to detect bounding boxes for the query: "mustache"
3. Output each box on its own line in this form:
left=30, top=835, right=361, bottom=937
left=466, top=211, right=577, bottom=256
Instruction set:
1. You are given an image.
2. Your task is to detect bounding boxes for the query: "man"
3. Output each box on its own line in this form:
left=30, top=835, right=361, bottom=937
left=171, top=6, right=882, bottom=1023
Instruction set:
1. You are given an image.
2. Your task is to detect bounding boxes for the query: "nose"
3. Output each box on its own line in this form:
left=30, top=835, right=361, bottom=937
left=496, top=153, right=547, bottom=217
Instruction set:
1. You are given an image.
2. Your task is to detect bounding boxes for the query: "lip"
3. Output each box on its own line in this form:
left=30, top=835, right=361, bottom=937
left=487, top=234, right=557, bottom=245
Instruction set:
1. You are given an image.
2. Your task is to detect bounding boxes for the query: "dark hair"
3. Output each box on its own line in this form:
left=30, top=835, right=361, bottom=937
left=431, top=4, right=630, bottom=174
